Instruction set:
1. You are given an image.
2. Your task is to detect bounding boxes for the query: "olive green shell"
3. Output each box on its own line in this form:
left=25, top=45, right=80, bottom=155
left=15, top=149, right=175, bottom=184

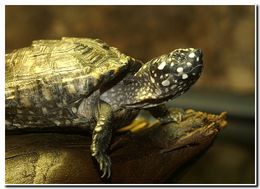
left=5, top=37, right=141, bottom=103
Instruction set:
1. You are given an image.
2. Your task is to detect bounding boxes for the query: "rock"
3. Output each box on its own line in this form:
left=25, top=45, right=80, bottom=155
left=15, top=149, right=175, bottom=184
left=6, top=110, right=227, bottom=184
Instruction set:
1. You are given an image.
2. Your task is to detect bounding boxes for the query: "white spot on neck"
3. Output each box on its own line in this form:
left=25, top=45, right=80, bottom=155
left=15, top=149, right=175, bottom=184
left=158, top=61, right=166, bottom=70
left=170, top=62, right=174, bottom=67
left=155, top=89, right=162, bottom=95
left=188, top=52, right=196, bottom=58
left=170, top=85, right=177, bottom=89
left=182, top=74, right=188, bottom=79
left=196, top=57, right=200, bottom=62
left=187, top=62, right=192, bottom=67
left=162, top=79, right=170, bottom=86
left=177, top=67, right=183, bottom=73
left=150, top=77, right=155, bottom=83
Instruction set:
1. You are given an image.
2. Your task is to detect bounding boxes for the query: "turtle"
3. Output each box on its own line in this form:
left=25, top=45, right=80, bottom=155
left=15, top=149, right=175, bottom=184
left=5, top=37, right=203, bottom=178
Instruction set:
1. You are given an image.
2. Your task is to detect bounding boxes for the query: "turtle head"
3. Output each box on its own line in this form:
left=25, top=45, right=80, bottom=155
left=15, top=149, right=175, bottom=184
left=149, top=48, right=203, bottom=92
left=130, top=48, right=203, bottom=108
left=104, top=48, right=203, bottom=109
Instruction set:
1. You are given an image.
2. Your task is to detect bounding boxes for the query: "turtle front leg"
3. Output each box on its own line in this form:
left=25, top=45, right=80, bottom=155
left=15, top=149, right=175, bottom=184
left=147, top=104, right=184, bottom=124
left=91, top=101, right=113, bottom=178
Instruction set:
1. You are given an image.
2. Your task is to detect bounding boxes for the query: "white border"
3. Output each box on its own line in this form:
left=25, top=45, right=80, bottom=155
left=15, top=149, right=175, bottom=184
left=2, top=2, right=258, bottom=187
left=1, top=3, right=5, bottom=189
left=256, top=4, right=259, bottom=187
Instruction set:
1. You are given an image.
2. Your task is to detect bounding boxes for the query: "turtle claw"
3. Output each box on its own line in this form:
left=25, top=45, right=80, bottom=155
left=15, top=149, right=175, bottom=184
left=94, top=151, right=112, bottom=179
left=157, top=108, right=184, bottom=124
left=172, top=111, right=183, bottom=123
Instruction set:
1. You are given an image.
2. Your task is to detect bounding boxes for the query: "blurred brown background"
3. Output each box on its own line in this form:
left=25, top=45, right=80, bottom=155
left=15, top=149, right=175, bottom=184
left=5, top=5, right=255, bottom=184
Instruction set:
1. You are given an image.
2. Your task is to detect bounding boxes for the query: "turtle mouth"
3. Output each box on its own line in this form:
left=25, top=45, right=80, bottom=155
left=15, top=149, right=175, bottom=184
left=187, top=64, right=203, bottom=81
left=187, top=64, right=203, bottom=74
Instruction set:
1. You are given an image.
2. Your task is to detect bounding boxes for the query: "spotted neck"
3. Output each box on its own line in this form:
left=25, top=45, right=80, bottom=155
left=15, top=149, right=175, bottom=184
left=100, top=62, right=174, bottom=110
left=99, top=72, right=155, bottom=110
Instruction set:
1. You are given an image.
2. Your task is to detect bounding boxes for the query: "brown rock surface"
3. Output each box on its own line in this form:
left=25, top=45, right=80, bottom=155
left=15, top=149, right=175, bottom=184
left=6, top=110, right=227, bottom=184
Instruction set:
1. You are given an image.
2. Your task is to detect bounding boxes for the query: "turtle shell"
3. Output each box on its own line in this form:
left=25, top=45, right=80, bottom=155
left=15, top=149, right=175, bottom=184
left=5, top=37, right=142, bottom=109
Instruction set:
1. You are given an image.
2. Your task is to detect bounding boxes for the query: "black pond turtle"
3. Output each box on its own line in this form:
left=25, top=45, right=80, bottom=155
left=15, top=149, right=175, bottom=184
left=5, top=37, right=203, bottom=178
